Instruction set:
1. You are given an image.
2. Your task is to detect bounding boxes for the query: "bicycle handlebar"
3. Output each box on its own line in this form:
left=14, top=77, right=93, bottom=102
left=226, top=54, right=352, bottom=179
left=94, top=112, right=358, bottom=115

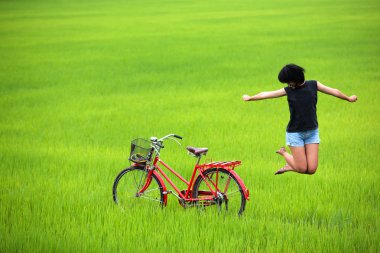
left=173, top=134, right=183, bottom=140
left=148, top=134, right=182, bottom=157
left=157, top=134, right=182, bottom=142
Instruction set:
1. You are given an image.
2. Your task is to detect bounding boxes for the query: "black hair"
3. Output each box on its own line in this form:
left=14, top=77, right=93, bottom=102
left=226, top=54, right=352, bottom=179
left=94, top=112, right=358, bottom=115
left=278, top=64, right=305, bottom=88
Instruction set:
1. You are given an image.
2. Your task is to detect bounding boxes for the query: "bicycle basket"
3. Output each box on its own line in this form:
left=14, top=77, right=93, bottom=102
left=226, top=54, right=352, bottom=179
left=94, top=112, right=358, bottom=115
left=129, top=138, right=151, bottom=164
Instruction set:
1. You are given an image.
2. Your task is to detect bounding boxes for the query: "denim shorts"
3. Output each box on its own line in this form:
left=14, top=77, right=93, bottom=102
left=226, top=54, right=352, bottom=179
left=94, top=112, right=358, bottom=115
left=286, top=128, right=320, bottom=147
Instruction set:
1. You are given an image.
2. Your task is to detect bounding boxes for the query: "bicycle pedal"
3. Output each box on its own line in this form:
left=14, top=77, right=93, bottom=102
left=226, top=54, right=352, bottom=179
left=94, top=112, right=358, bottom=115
left=163, top=190, right=172, bottom=195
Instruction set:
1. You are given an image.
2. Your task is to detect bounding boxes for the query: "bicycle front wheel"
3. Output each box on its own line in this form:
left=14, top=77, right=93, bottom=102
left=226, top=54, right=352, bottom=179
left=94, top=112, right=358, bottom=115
left=113, top=166, right=164, bottom=210
left=193, top=168, right=246, bottom=216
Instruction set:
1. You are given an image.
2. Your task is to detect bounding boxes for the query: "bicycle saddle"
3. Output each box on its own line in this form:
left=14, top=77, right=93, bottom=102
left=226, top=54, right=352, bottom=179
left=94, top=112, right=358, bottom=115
left=186, top=146, right=208, bottom=156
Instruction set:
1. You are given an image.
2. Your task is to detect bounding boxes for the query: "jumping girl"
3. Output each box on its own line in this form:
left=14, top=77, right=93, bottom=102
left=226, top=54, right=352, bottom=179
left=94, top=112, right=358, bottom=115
left=242, top=64, right=357, bottom=175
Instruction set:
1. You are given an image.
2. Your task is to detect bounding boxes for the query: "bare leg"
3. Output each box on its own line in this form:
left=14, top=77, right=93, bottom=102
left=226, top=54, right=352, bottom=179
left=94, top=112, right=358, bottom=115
left=275, top=146, right=308, bottom=174
left=304, top=144, right=319, bottom=174
left=276, top=147, right=296, bottom=169
left=274, top=163, right=293, bottom=174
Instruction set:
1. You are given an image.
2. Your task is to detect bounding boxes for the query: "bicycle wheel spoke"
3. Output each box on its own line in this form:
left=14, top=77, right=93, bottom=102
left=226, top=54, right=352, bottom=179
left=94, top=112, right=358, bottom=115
left=113, top=167, right=164, bottom=210
left=193, top=168, right=246, bottom=216
left=223, top=176, right=232, bottom=193
left=137, top=169, right=147, bottom=189
left=131, top=170, right=140, bottom=189
left=131, top=169, right=146, bottom=190
left=139, top=195, right=163, bottom=202
left=142, top=187, right=161, bottom=194
left=225, top=190, right=240, bottom=197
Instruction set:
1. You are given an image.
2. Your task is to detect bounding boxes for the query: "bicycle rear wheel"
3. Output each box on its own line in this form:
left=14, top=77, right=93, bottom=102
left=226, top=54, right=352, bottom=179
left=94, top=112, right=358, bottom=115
left=193, top=168, right=246, bottom=216
left=113, top=166, right=164, bottom=210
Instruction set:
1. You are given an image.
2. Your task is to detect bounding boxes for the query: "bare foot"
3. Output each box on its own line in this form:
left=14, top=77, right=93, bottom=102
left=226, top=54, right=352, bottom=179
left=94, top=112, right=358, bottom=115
left=275, top=164, right=292, bottom=175
left=276, top=147, right=286, bottom=156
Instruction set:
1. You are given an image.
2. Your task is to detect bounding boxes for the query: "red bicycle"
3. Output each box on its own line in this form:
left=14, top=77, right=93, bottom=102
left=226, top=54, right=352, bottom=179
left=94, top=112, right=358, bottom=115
left=113, top=134, right=250, bottom=215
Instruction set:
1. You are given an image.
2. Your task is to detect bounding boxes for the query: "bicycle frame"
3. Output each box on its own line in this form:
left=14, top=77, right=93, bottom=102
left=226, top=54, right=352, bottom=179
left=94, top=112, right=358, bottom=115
left=153, top=156, right=204, bottom=201
left=135, top=155, right=249, bottom=206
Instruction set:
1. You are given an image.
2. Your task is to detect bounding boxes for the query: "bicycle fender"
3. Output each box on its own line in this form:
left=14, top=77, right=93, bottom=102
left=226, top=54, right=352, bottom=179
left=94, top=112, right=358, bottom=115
left=132, top=165, right=168, bottom=206
left=225, top=169, right=250, bottom=201
left=151, top=170, right=168, bottom=206
left=200, top=167, right=250, bottom=201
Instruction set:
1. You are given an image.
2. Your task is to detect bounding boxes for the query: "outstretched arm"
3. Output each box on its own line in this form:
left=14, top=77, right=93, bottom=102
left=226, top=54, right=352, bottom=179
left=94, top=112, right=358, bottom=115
left=242, top=88, right=286, bottom=101
left=317, top=82, right=357, bottom=102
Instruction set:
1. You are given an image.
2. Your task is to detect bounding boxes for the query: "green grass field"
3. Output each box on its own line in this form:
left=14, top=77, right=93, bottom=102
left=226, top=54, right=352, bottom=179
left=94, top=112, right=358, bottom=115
left=1, top=0, right=379, bottom=252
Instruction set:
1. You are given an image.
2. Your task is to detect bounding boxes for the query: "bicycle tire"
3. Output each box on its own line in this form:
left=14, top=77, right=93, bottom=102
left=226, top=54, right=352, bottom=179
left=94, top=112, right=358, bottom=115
left=192, top=168, right=246, bottom=216
left=113, top=166, right=164, bottom=210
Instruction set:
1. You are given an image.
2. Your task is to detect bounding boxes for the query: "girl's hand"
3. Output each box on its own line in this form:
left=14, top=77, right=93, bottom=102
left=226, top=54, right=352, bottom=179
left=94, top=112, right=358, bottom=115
left=348, top=95, right=358, bottom=102
left=242, top=95, right=251, bottom=101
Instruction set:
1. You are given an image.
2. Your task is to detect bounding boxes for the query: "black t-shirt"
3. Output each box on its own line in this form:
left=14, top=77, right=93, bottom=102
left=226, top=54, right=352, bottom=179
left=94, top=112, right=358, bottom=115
left=284, top=80, right=318, bottom=132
